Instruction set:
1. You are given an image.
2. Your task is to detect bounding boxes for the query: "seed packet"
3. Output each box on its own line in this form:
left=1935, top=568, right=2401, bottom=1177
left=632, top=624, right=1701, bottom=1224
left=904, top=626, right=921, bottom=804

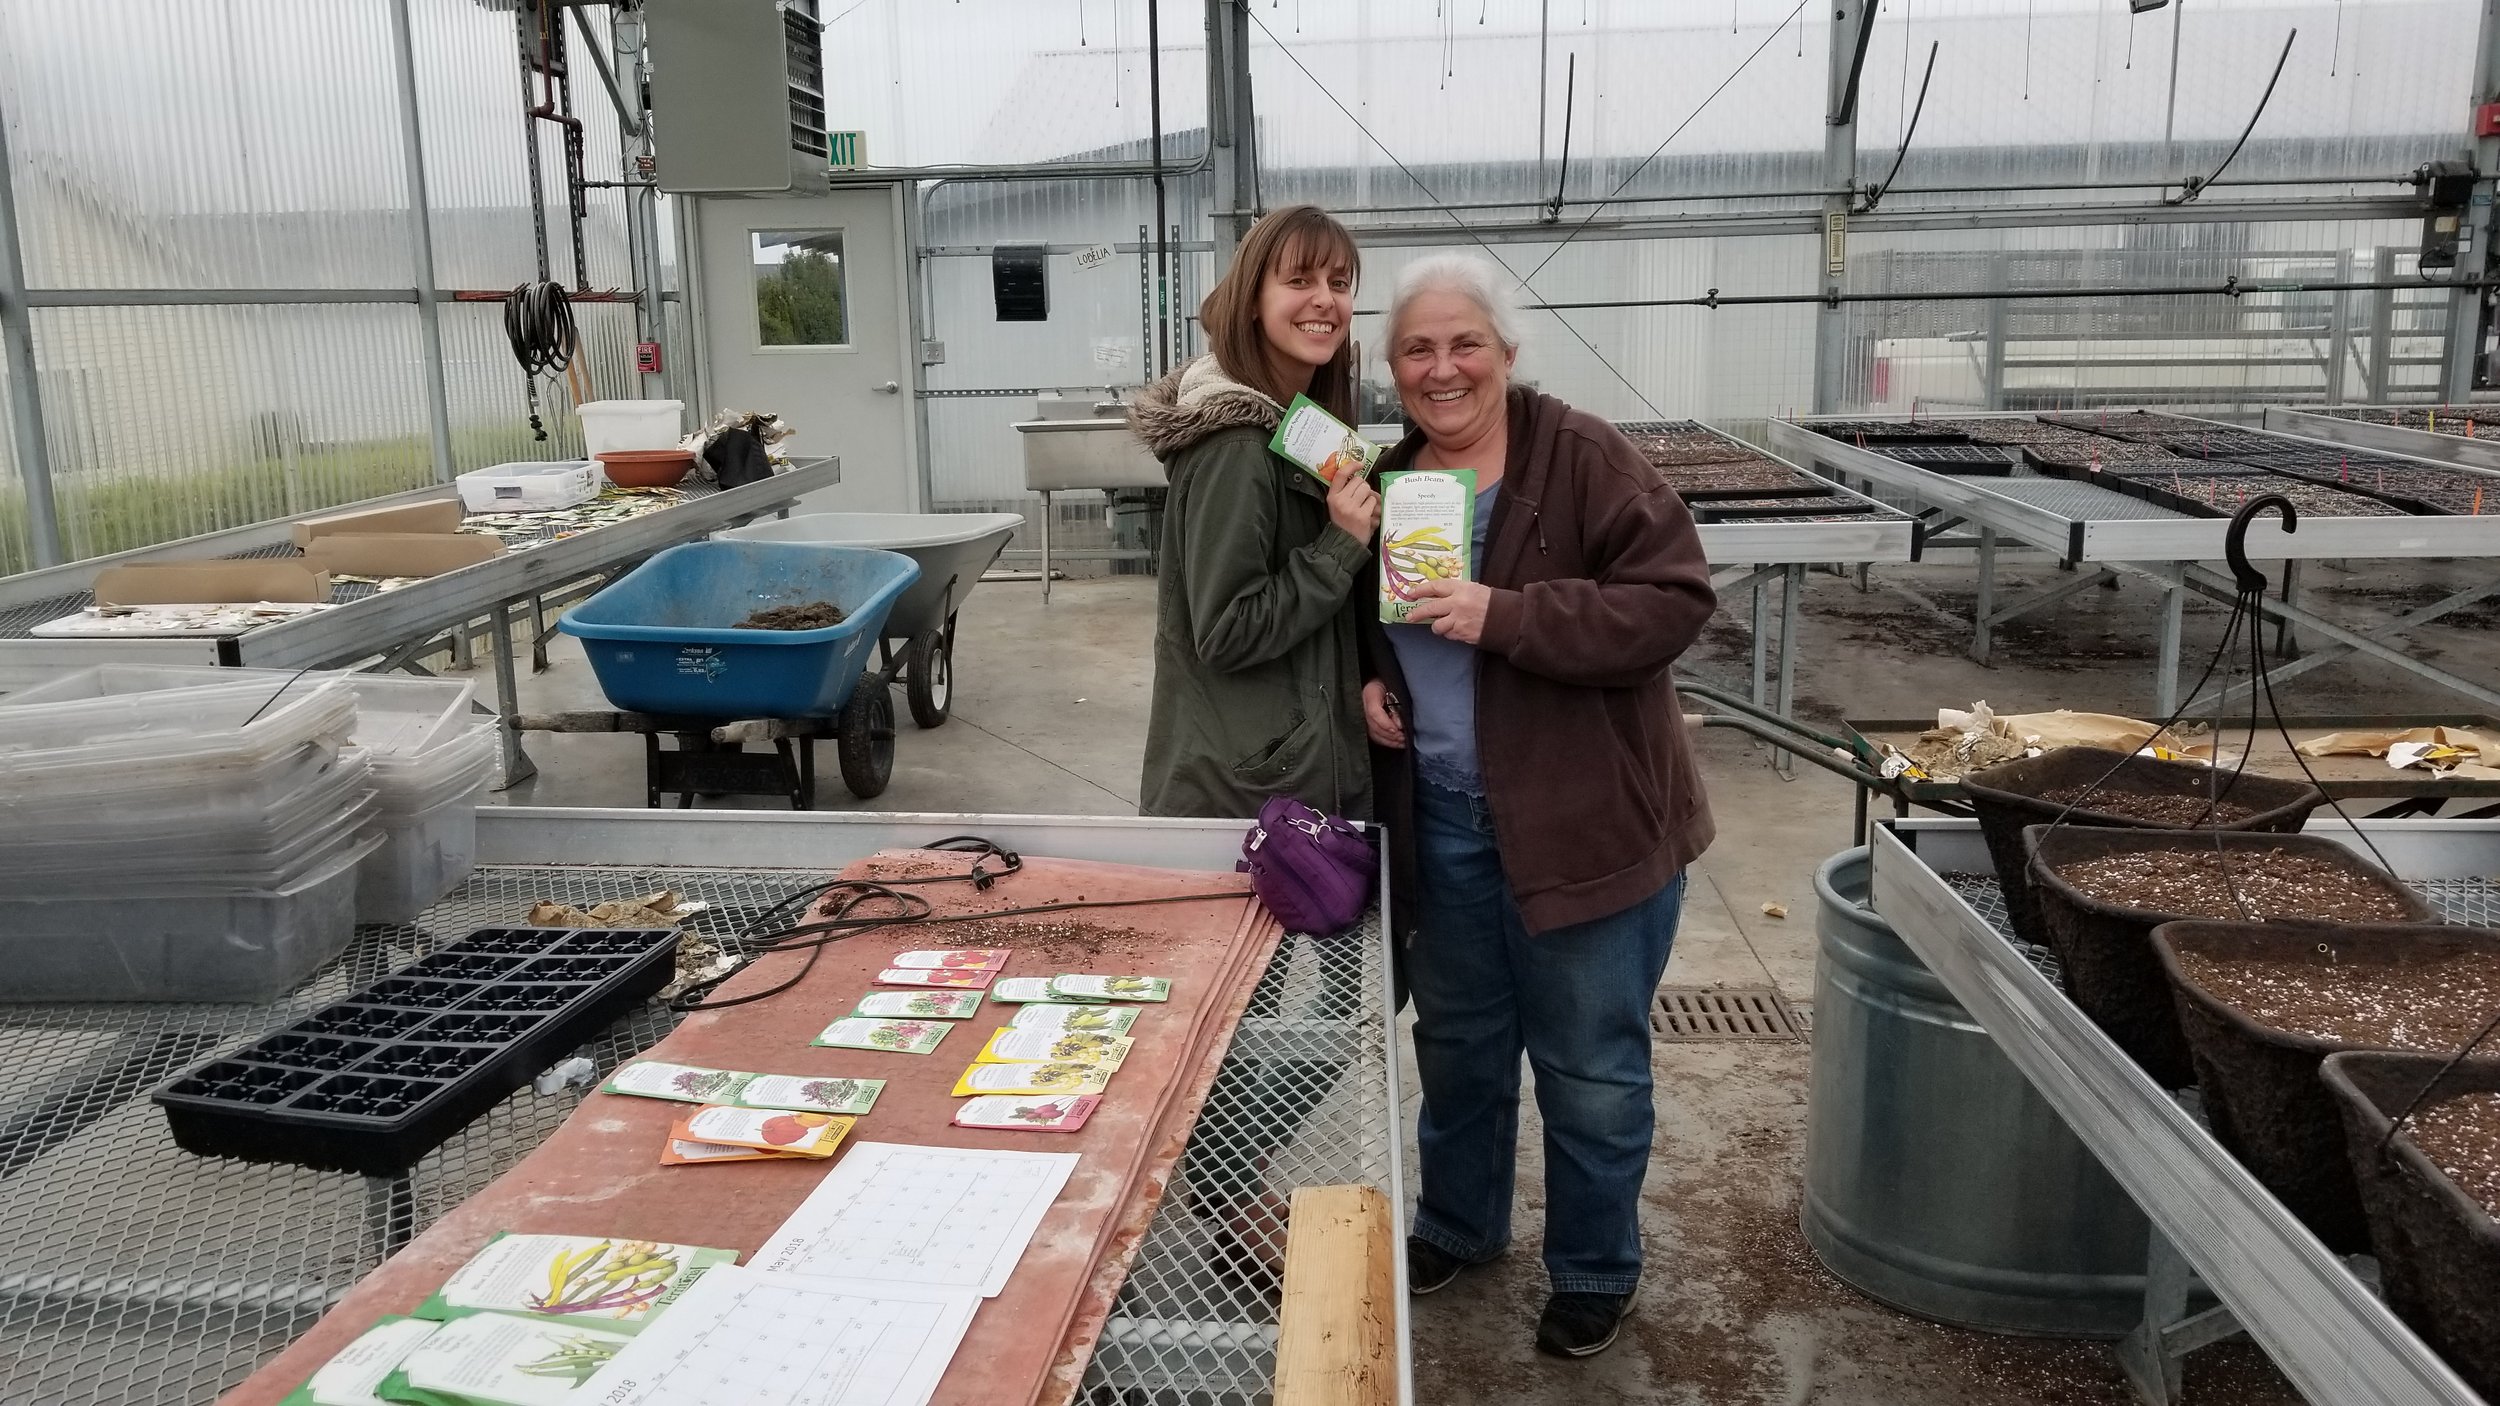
left=601, top=1061, right=882, bottom=1116
left=811, top=1017, right=951, bottom=1055
left=990, top=976, right=1085, bottom=1003
left=375, top=1310, right=634, bottom=1406
left=659, top=1137, right=808, bottom=1166
left=1008, top=1002, right=1139, bottom=1035
left=416, top=1234, right=735, bottom=1331
left=1048, top=975, right=1172, bottom=1003
left=950, top=1061, right=1113, bottom=1097
left=974, top=1028, right=1133, bottom=1069
left=1379, top=468, right=1476, bottom=623
left=670, top=1106, right=854, bottom=1159
left=1269, top=393, right=1381, bottom=487
left=852, top=990, right=983, bottom=1020
left=887, top=948, right=1011, bottom=971
left=951, top=1094, right=1102, bottom=1133
left=875, top=966, right=995, bottom=989
left=280, top=1315, right=438, bottom=1406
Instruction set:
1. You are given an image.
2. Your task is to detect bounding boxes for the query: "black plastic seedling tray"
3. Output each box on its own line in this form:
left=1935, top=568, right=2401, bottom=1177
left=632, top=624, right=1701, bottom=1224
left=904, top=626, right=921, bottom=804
left=1882, top=444, right=2024, bottom=475
left=153, top=926, right=678, bottom=1176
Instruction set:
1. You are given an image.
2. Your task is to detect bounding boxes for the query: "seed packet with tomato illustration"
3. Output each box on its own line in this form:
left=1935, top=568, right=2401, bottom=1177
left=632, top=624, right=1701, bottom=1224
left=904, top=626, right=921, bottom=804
left=812, top=1017, right=950, bottom=1055
left=416, top=1233, right=736, bottom=1330
left=875, top=966, right=995, bottom=989
left=887, top=948, right=1011, bottom=971
left=951, top=1094, right=1101, bottom=1133
left=1380, top=469, right=1476, bottom=624
left=659, top=1137, right=808, bottom=1166
left=601, top=1061, right=883, bottom=1116
left=989, top=976, right=1086, bottom=1003
left=1008, top=1002, right=1139, bottom=1034
left=950, top=1060, right=1112, bottom=1097
left=673, top=1106, right=855, bottom=1159
left=974, top=1028, right=1134, bottom=1070
left=1048, top=974, right=1172, bottom=1003
left=1269, top=393, right=1382, bottom=487
left=853, top=990, right=983, bottom=1020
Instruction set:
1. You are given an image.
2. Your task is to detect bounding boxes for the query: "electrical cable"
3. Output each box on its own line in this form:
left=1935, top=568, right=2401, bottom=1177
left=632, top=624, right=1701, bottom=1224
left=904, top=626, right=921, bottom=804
left=504, top=279, right=578, bottom=442
left=2167, top=28, right=2298, bottom=205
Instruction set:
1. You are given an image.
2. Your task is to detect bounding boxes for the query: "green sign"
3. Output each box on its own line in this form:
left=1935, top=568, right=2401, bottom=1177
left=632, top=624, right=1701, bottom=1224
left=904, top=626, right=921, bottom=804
left=828, top=131, right=867, bottom=169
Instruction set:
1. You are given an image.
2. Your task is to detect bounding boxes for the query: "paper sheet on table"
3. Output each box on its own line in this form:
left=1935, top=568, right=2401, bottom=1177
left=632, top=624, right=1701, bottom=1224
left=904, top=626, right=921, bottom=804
left=2297, top=726, right=2500, bottom=767
left=1995, top=710, right=2179, bottom=753
left=584, top=1265, right=979, bottom=1406
left=749, top=1142, right=1079, bottom=1297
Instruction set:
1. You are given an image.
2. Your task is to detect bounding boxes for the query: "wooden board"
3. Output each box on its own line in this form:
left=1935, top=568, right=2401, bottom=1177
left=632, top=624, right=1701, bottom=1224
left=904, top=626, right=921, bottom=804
left=1273, top=1184, right=1396, bottom=1406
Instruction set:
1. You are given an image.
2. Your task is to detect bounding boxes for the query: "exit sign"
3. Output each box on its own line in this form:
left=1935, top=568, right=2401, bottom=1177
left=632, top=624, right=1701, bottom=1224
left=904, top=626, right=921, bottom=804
left=828, top=131, right=867, bottom=169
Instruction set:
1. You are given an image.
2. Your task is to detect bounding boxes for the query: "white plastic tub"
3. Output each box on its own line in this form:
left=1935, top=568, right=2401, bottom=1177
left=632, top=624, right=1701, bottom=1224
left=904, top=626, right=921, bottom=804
left=456, top=460, right=600, bottom=513
left=357, top=786, right=483, bottom=925
left=3, top=666, right=474, bottom=757
left=576, top=400, right=685, bottom=456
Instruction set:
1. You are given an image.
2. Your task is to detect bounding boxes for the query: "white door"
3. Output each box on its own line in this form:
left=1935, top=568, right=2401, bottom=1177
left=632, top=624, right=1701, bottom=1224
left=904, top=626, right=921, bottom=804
left=691, top=184, right=921, bottom=511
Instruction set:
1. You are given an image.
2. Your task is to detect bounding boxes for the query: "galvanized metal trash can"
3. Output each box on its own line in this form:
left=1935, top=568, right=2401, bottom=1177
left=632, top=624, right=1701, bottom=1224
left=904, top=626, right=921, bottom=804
left=1802, top=846, right=2149, bottom=1338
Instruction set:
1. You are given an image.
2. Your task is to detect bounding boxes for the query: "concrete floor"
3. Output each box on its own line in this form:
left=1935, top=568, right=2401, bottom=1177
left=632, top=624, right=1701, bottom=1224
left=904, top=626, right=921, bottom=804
left=473, top=549, right=2500, bottom=1404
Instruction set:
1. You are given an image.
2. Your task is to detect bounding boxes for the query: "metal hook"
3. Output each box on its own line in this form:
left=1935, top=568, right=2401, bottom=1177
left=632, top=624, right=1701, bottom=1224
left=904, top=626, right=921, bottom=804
left=2225, top=493, right=2299, bottom=595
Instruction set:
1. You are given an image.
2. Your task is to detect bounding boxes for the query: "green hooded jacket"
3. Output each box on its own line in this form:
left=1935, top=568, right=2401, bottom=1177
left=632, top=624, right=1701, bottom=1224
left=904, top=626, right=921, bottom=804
left=1128, top=357, right=1374, bottom=820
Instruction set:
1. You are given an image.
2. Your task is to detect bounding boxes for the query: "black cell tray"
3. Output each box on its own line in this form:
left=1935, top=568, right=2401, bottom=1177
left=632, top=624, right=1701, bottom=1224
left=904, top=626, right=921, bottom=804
left=153, top=927, right=679, bottom=1176
left=1881, top=444, right=2024, bottom=475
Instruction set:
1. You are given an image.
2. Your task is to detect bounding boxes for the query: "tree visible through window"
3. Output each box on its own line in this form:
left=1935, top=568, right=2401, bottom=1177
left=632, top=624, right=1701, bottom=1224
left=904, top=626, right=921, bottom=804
left=753, top=230, right=847, bottom=346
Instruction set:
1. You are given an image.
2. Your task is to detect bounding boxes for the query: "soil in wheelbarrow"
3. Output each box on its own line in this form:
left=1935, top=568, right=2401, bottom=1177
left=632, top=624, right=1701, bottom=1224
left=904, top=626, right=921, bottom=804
left=2056, top=848, right=2419, bottom=923
left=736, top=600, right=848, bottom=630
left=2032, top=785, right=2261, bottom=827
left=2411, top=1093, right=2500, bottom=1219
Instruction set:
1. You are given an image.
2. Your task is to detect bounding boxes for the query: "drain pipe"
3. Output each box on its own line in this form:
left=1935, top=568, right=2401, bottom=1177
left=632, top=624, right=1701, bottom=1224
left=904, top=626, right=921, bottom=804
left=0, top=84, right=62, bottom=566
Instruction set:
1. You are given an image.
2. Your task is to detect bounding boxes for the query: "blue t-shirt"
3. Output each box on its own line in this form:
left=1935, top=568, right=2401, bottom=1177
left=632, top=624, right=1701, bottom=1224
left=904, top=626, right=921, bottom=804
left=1384, top=482, right=1500, bottom=795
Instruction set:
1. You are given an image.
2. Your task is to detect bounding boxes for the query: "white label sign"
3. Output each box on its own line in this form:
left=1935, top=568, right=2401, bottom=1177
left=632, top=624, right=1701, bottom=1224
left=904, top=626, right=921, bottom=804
left=1071, top=243, right=1116, bottom=271
left=1091, top=338, right=1135, bottom=368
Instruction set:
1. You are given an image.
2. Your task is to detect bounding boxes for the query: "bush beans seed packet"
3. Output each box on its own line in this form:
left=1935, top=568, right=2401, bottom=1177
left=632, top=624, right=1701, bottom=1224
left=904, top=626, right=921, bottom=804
left=950, top=1060, right=1113, bottom=1097
left=375, top=1310, right=635, bottom=1406
left=852, top=990, right=983, bottom=1020
left=416, top=1234, right=735, bottom=1331
left=659, top=1137, right=809, bottom=1166
left=670, top=1106, right=854, bottom=1159
left=874, top=966, right=994, bottom=990
left=1379, top=468, right=1476, bottom=624
left=1048, top=975, right=1172, bottom=1003
left=990, top=976, right=1091, bottom=1003
left=811, top=1017, right=951, bottom=1055
left=951, top=1094, right=1102, bottom=1133
left=280, top=1315, right=439, bottom=1406
left=1268, top=393, right=1382, bottom=487
left=600, top=1061, right=882, bottom=1116
left=887, top=948, right=1011, bottom=971
left=975, top=1028, right=1134, bottom=1069
left=1008, top=1002, right=1139, bottom=1035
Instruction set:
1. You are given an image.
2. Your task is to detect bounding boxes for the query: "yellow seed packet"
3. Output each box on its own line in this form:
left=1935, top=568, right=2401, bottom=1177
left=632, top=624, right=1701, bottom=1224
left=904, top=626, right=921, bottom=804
left=669, top=1106, right=855, bottom=1159
left=973, top=1027, right=1134, bottom=1070
left=1380, top=469, right=1476, bottom=623
left=949, top=1060, right=1113, bottom=1097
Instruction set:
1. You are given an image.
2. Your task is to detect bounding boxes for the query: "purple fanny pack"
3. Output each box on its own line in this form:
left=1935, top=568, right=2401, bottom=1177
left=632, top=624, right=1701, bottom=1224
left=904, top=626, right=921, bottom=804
left=1237, top=795, right=1378, bottom=937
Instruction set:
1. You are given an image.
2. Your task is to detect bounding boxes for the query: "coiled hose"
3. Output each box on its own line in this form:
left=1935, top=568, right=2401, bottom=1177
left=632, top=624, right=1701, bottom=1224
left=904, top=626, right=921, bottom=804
left=503, top=279, right=577, bottom=441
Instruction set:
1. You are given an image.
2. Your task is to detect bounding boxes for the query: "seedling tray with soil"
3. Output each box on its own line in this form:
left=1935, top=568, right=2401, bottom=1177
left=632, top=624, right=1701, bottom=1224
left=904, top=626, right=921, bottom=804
left=1692, top=494, right=1879, bottom=522
left=2022, top=826, right=2425, bottom=1087
left=2254, top=457, right=2500, bottom=517
left=1808, top=420, right=1972, bottom=447
left=1880, top=444, right=2025, bottom=475
left=1900, top=416, right=2090, bottom=446
left=154, top=925, right=678, bottom=1175
left=2111, top=471, right=2411, bottom=519
left=2021, top=440, right=2190, bottom=472
left=1655, top=463, right=1834, bottom=499
left=2321, top=1051, right=2500, bottom=1402
left=2153, top=920, right=2500, bottom=1251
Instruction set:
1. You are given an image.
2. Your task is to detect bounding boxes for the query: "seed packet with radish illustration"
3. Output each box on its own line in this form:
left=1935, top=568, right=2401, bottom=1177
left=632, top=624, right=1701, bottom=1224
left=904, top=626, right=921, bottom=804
left=1008, top=1002, right=1139, bottom=1034
left=601, top=1061, right=883, bottom=1116
left=1048, top=974, right=1172, bottom=1003
left=1269, top=393, right=1381, bottom=487
left=951, top=1094, right=1102, bottom=1133
left=811, top=1017, right=951, bottom=1055
left=1380, top=469, right=1476, bottom=623
left=416, top=1233, right=736, bottom=1331
left=975, top=1028, right=1134, bottom=1069
left=875, top=966, right=995, bottom=989
left=990, top=976, right=1087, bottom=1003
left=376, top=1310, right=635, bottom=1406
left=950, top=1060, right=1113, bottom=1097
left=659, top=1137, right=808, bottom=1166
left=852, top=989, right=983, bottom=1020
left=281, top=1315, right=439, bottom=1406
left=671, top=1106, right=855, bottom=1159
left=887, top=947, right=1011, bottom=971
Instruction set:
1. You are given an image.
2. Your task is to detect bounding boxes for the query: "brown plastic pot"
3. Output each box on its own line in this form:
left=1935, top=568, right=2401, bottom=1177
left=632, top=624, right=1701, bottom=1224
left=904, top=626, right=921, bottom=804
left=596, top=448, right=695, bottom=489
left=2152, top=920, right=2499, bottom=1252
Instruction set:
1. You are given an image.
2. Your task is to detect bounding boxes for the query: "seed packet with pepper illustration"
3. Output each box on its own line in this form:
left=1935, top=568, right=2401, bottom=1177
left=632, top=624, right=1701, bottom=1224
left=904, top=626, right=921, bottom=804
left=811, top=1017, right=951, bottom=1055
left=1048, top=974, right=1172, bottom=1003
left=1008, top=1002, right=1139, bottom=1034
left=1269, top=393, right=1382, bottom=487
left=673, top=1106, right=855, bottom=1159
left=376, top=1309, right=634, bottom=1406
left=853, top=989, right=983, bottom=1020
left=874, top=966, right=995, bottom=989
left=416, top=1234, right=737, bottom=1331
left=280, top=1315, right=439, bottom=1406
left=600, top=1061, right=883, bottom=1116
left=951, top=1094, right=1102, bottom=1133
left=974, top=1028, right=1134, bottom=1069
left=950, top=1060, right=1113, bottom=1097
left=1379, top=469, right=1475, bottom=623
left=887, top=948, right=1012, bottom=971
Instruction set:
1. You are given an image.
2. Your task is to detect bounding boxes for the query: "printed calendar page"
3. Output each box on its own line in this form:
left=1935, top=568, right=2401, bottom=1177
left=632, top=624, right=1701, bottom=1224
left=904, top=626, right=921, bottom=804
left=748, top=1143, right=1079, bottom=1297
left=585, top=1266, right=978, bottom=1406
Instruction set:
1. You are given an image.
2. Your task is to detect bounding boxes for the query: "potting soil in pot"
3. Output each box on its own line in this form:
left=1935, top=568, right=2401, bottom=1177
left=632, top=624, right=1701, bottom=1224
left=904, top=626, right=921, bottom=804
left=2409, top=1092, right=2500, bottom=1220
left=2053, top=847, right=2418, bottom=922
left=2169, top=951, right=2500, bottom=1051
left=736, top=600, right=847, bottom=631
left=2031, top=785, right=2262, bottom=826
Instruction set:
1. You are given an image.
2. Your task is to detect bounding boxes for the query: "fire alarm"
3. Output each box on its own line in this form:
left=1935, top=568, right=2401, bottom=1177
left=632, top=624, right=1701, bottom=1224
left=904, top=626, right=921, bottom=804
left=2479, top=103, right=2500, bottom=138
left=635, top=341, right=663, bottom=374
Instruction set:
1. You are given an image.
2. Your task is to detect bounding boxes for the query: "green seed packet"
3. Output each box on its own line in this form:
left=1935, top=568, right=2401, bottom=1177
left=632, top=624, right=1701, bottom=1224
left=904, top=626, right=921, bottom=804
left=1008, top=1002, right=1140, bottom=1035
left=282, top=1315, right=438, bottom=1406
left=599, top=1061, right=882, bottom=1115
left=852, top=989, right=983, bottom=1020
left=811, top=1017, right=952, bottom=1055
left=413, top=1233, right=735, bottom=1333
left=1380, top=469, right=1476, bottom=624
left=376, top=1310, right=632, bottom=1405
left=1048, top=975, right=1172, bottom=1003
left=1268, top=393, right=1381, bottom=487
left=990, top=976, right=1094, bottom=1003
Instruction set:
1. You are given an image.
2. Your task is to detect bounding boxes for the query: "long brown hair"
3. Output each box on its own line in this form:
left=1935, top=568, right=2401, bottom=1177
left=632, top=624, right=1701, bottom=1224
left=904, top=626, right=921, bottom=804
left=1199, top=205, right=1360, bottom=424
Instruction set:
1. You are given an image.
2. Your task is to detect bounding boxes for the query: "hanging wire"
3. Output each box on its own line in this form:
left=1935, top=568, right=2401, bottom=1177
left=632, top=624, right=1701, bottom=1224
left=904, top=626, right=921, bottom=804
left=2023, top=0, right=2035, bottom=100
left=2330, top=0, right=2344, bottom=77
left=1078, top=0, right=1087, bottom=46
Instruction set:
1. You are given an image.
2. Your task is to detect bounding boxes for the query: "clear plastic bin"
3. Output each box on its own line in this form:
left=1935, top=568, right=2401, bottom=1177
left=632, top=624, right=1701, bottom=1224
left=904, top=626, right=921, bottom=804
left=357, top=786, right=484, bottom=925
left=456, top=460, right=600, bottom=513
left=0, top=680, right=355, bottom=775
left=3, top=666, right=473, bottom=757
left=0, top=751, right=373, bottom=873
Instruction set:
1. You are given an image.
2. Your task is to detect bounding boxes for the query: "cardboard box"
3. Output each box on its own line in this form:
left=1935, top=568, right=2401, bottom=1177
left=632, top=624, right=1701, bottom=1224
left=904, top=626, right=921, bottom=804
left=92, top=560, right=333, bottom=607
left=290, top=497, right=463, bottom=549
left=301, top=532, right=504, bottom=579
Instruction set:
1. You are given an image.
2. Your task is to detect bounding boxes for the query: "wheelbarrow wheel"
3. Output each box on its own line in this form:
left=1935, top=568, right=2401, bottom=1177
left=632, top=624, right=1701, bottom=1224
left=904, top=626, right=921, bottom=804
left=905, top=629, right=952, bottom=728
left=838, top=681, right=897, bottom=799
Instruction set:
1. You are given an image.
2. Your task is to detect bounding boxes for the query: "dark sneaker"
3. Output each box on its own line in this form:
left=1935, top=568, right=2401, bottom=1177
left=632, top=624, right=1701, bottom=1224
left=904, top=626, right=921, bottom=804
left=1536, top=1288, right=1638, bottom=1357
left=1406, top=1237, right=1480, bottom=1294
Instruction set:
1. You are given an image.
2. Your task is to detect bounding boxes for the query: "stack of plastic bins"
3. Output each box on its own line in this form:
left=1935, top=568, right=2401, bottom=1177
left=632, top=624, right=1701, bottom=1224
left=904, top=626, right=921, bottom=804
left=360, top=723, right=499, bottom=923
left=0, top=678, right=380, bottom=1001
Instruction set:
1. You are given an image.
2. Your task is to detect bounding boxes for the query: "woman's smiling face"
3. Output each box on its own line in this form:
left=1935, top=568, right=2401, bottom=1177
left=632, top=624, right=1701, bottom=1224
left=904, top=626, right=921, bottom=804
left=1391, top=289, right=1515, bottom=446
left=1257, top=242, right=1354, bottom=376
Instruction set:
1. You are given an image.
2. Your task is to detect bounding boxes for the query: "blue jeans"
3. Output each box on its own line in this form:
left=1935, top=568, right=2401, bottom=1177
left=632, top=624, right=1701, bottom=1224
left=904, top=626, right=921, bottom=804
left=1407, top=779, right=1684, bottom=1295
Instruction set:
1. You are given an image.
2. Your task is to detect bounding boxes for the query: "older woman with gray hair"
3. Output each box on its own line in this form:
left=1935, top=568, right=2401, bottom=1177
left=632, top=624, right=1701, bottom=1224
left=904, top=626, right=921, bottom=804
left=1364, top=253, right=1716, bottom=1357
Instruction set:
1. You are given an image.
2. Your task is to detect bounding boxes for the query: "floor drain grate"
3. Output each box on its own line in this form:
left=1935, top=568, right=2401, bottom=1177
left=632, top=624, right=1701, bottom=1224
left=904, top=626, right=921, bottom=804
left=1653, top=986, right=1802, bottom=1041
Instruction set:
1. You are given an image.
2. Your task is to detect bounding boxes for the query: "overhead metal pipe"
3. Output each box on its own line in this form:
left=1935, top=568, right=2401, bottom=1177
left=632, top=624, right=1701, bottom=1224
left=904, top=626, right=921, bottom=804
left=0, top=52, right=64, bottom=566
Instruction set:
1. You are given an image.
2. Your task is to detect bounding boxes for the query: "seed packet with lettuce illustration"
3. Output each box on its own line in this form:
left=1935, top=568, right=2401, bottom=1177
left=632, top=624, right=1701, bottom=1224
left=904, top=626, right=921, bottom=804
left=951, top=1094, right=1101, bottom=1133
left=1269, top=393, right=1381, bottom=486
left=416, top=1234, right=734, bottom=1331
left=600, top=1061, right=881, bottom=1115
left=852, top=990, right=983, bottom=1020
left=811, top=1017, right=951, bottom=1055
left=1379, top=469, right=1475, bottom=623
left=281, top=1315, right=438, bottom=1406
left=375, top=1310, right=633, bottom=1405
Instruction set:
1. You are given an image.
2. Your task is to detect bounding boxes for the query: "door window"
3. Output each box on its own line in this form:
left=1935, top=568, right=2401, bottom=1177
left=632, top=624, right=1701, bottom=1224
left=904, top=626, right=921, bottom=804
left=751, top=229, right=848, bottom=347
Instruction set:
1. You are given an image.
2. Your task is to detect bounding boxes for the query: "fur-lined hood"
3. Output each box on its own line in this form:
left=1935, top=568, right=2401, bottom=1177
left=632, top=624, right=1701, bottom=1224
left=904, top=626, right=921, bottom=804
left=1126, top=356, right=1284, bottom=460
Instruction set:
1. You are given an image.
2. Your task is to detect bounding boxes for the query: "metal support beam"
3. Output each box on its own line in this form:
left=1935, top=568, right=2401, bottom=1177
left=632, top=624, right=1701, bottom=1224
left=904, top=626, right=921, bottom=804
left=1206, top=0, right=1258, bottom=269
left=2325, top=248, right=2355, bottom=404
left=2183, top=565, right=2500, bottom=713
left=2441, top=0, right=2500, bottom=400
left=2156, top=571, right=2186, bottom=719
left=0, top=82, right=63, bottom=567
left=1775, top=563, right=1803, bottom=778
left=389, top=0, right=458, bottom=486
left=1971, top=526, right=1998, bottom=664
left=1814, top=1, right=1874, bottom=413
left=611, top=5, right=668, bottom=403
